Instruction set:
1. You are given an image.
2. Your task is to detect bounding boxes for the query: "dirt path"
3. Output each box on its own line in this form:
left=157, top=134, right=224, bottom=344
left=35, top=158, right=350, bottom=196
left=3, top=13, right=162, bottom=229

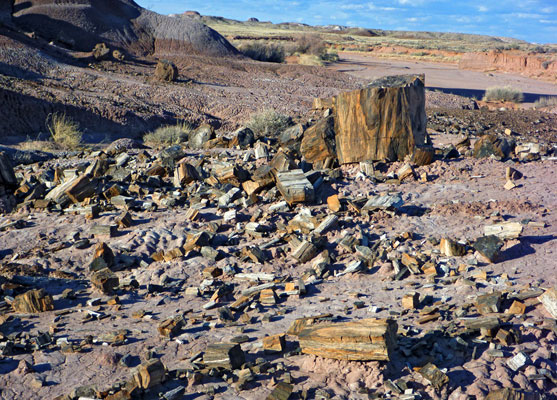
left=328, top=52, right=557, bottom=103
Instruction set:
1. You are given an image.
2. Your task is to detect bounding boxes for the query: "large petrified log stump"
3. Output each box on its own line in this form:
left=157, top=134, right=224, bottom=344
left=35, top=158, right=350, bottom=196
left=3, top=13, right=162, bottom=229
left=334, top=74, right=427, bottom=164
left=297, top=318, right=397, bottom=361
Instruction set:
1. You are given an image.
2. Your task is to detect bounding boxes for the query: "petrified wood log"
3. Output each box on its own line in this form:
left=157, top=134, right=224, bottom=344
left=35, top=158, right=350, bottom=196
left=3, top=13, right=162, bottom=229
left=334, top=74, right=427, bottom=164
left=298, top=318, right=397, bottom=361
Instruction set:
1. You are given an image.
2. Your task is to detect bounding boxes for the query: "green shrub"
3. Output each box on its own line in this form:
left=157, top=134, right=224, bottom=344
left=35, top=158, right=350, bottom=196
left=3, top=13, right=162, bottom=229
left=247, top=109, right=291, bottom=138
left=143, top=122, right=192, bottom=147
left=240, top=41, right=285, bottom=63
left=483, top=86, right=524, bottom=103
left=47, top=113, right=82, bottom=149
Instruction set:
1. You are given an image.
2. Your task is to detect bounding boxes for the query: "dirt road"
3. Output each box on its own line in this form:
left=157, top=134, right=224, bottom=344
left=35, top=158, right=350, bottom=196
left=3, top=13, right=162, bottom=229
left=329, top=52, right=557, bottom=103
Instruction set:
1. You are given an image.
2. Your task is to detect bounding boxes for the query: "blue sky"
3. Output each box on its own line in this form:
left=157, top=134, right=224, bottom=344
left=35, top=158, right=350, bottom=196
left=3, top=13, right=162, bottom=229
left=136, top=0, right=556, bottom=44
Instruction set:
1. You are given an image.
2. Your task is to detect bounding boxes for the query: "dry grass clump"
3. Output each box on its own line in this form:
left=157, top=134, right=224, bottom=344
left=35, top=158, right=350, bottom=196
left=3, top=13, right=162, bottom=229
left=143, top=122, right=192, bottom=147
left=247, top=109, right=291, bottom=138
left=239, top=41, right=285, bottom=63
left=47, top=113, right=82, bottom=149
left=19, top=138, right=59, bottom=152
left=483, top=86, right=524, bottom=103
left=533, top=96, right=557, bottom=109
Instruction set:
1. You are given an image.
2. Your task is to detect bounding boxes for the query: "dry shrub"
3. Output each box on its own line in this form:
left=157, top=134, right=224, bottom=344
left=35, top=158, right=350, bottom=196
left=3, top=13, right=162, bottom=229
left=154, top=60, right=178, bottom=82
left=247, top=109, right=291, bottom=138
left=240, top=41, right=285, bottom=63
left=533, top=96, right=557, bottom=109
left=143, top=122, right=192, bottom=147
left=294, top=34, right=326, bottom=57
left=47, top=113, right=82, bottom=149
left=483, top=86, right=524, bottom=103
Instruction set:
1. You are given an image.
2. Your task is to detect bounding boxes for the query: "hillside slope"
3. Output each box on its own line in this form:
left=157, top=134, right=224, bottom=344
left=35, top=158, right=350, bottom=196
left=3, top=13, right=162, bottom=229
left=10, top=0, right=238, bottom=57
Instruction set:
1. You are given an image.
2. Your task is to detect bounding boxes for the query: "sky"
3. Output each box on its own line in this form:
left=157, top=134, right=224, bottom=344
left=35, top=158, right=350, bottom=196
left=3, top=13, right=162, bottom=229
left=136, top=0, right=557, bottom=44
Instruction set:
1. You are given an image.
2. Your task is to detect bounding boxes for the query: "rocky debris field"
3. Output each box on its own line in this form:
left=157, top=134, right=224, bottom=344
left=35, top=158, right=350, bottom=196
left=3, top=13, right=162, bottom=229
left=0, top=73, right=556, bottom=400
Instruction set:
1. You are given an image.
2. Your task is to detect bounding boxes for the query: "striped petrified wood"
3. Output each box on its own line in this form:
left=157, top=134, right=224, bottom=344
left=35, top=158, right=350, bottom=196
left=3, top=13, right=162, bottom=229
left=297, top=318, right=397, bottom=361
left=334, top=74, right=428, bottom=164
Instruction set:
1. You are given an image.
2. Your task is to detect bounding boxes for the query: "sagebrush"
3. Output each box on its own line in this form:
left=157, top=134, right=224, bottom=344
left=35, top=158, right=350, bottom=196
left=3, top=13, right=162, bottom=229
left=240, top=41, right=285, bottom=63
left=247, top=109, right=291, bottom=138
left=533, top=96, right=557, bottom=109
left=47, top=113, right=82, bottom=149
left=143, top=122, right=192, bottom=146
left=483, top=86, right=524, bottom=103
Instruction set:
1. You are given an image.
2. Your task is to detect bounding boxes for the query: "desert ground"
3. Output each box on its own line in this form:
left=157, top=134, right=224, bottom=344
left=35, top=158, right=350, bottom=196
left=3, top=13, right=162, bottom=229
left=0, top=2, right=556, bottom=400
left=329, top=52, right=557, bottom=103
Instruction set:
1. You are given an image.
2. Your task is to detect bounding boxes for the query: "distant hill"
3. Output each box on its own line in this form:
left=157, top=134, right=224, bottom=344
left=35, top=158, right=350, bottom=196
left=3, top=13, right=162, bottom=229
left=9, top=0, right=239, bottom=57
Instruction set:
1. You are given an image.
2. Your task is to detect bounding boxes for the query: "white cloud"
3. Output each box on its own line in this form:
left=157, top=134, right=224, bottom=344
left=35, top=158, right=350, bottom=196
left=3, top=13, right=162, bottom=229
left=478, top=6, right=488, bottom=12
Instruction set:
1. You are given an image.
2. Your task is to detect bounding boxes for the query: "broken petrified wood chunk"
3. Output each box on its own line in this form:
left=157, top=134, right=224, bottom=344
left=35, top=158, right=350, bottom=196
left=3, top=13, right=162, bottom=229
left=475, top=292, right=502, bottom=315
left=291, top=240, right=318, bottom=263
left=334, top=74, right=427, bottom=164
left=91, top=268, right=119, bottom=293
left=484, top=222, right=523, bottom=240
left=12, top=289, right=54, bottom=313
left=266, top=382, right=293, bottom=400
left=259, top=288, right=278, bottom=305
left=402, top=292, right=420, bottom=309
left=300, top=115, right=336, bottom=168
left=362, top=193, right=403, bottom=211
left=134, top=359, right=166, bottom=389
left=485, top=388, right=543, bottom=400
left=173, top=160, right=199, bottom=187
left=297, top=318, right=397, bottom=361
left=203, top=343, right=246, bottom=370
left=158, top=315, right=185, bottom=338
left=538, top=288, right=557, bottom=318
left=276, top=169, right=315, bottom=205
left=286, top=314, right=333, bottom=336
left=474, top=235, right=503, bottom=263
left=473, top=135, right=513, bottom=159
left=263, top=334, right=286, bottom=353
left=439, top=238, right=466, bottom=257
left=418, top=362, right=449, bottom=390
left=89, top=242, right=115, bottom=272
left=45, top=174, right=98, bottom=207
left=412, top=145, right=435, bottom=166
left=117, top=211, right=133, bottom=228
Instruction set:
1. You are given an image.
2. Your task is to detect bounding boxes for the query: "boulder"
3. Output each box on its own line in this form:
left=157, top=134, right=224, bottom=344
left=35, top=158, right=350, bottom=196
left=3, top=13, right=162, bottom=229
left=189, top=124, right=215, bottom=149
left=333, top=75, right=428, bottom=164
left=154, top=60, right=178, bottom=82
left=300, top=116, right=336, bottom=168
left=473, top=135, right=514, bottom=159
